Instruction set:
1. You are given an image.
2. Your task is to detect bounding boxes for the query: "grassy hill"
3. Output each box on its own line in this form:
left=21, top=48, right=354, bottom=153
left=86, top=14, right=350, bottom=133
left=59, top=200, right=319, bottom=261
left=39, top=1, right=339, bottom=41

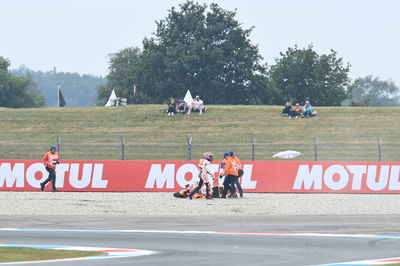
left=0, top=105, right=399, bottom=161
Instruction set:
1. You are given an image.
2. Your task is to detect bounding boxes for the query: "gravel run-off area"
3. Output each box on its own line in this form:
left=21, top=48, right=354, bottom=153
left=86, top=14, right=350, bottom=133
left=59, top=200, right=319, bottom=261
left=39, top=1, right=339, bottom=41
left=1, top=192, right=400, bottom=216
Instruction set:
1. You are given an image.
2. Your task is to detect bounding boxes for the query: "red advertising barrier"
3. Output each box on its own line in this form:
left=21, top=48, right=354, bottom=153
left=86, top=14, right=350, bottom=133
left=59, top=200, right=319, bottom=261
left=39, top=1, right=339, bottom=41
left=0, top=160, right=399, bottom=193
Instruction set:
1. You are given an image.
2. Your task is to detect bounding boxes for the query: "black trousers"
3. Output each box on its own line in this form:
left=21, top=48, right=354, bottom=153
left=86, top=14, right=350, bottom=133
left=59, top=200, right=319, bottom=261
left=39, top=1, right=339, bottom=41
left=222, top=174, right=237, bottom=197
left=235, top=169, right=244, bottom=197
left=42, top=167, right=57, bottom=190
left=234, top=176, right=243, bottom=197
left=189, top=174, right=210, bottom=198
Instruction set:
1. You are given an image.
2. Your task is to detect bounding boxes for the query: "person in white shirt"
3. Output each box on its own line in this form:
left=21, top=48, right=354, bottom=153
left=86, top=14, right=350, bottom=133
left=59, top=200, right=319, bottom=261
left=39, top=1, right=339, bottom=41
left=187, top=95, right=204, bottom=115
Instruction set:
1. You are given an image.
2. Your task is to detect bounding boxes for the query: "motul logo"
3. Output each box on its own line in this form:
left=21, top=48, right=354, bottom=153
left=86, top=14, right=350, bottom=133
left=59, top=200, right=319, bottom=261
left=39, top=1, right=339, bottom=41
left=293, top=164, right=400, bottom=191
left=0, top=163, right=108, bottom=189
left=3, top=160, right=398, bottom=193
left=145, top=163, right=257, bottom=189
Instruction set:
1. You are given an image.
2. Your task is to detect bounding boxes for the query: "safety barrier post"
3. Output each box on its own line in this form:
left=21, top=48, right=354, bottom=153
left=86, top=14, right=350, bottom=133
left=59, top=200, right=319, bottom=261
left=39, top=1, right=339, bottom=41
left=187, top=137, right=193, bottom=161
left=252, top=137, right=256, bottom=161
left=119, top=135, right=125, bottom=160
left=378, top=138, right=382, bottom=162
left=314, top=138, right=318, bottom=161
left=56, top=137, right=61, bottom=156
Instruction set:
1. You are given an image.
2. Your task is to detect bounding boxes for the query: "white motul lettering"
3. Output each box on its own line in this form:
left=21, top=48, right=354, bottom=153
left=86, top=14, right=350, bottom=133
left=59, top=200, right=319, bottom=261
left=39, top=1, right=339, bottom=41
left=0, top=163, right=24, bottom=188
left=346, top=165, right=367, bottom=190
left=145, top=164, right=175, bottom=188
left=92, top=164, right=107, bottom=188
left=367, top=165, right=389, bottom=191
left=26, top=163, right=47, bottom=188
left=176, top=164, right=199, bottom=188
left=293, top=165, right=322, bottom=190
left=324, top=165, right=348, bottom=190
left=69, top=163, right=92, bottom=189
left=55, top=164, right=69, bottom=188
left=388, top=166, right=400, bottom=190
left=241, top=165, right=256, bottom=189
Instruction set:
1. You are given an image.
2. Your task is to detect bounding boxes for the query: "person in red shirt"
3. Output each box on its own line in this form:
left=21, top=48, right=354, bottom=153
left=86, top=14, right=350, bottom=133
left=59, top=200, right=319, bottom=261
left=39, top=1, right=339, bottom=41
left=293, top=103, right=303, bottom=119
left=40, top=146, right=60, bottom=192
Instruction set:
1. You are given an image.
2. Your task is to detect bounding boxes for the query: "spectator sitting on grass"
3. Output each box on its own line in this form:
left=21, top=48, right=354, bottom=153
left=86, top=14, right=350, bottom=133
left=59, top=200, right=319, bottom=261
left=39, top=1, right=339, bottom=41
left=166, top=99, right=177, bottom=116
left=293, top=103, right=303, bottom=118
left=281, top=102, right=293, bottom=117
left=187, top=95, right=205, bottom=115
left=175, top=99, right=187, bottom=113
left=302, top=100, right=317, bottom=118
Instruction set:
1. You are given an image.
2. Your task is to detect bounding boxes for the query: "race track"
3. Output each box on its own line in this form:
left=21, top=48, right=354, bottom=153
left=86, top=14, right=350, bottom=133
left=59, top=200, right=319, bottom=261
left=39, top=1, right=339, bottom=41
left=2, top=215, right=400, bottom=266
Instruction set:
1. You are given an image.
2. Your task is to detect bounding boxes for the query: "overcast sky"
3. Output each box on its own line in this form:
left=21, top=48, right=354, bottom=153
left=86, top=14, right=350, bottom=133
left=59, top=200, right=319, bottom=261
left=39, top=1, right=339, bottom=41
left=1, top=0, right=399, bottom=85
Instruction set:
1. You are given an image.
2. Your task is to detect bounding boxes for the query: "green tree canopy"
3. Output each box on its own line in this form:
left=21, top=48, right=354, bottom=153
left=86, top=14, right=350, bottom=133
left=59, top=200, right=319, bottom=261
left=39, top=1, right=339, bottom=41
left=267, top=45, right=351, bottom=106
left=346, top=75, right=400, bottom=107
left=13, top=66, right=105, bottom=107
left=0, top=57, right=45, bottom=108
left=97, top=47, right=141, bottom=105
left=98, top=1, right=266, bottom=105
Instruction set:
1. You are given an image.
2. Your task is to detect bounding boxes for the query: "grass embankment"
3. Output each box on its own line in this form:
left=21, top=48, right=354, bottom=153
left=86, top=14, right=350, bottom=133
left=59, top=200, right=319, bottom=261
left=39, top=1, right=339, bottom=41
left=0, top=105, right=399, bottom=161
left=0, top=247, right=105, bottom=263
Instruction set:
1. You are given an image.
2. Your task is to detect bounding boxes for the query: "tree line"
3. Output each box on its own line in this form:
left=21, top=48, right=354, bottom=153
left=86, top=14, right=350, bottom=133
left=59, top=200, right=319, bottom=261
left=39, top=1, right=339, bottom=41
left=0, top=57, right=44, bottom=108
left=0, top=60, right=105, bottom=108
left=12, top=66, right=105, bottom=107
left=97, top=1, right=399, bottom=107
left=1, top=1, right=398, bottom=108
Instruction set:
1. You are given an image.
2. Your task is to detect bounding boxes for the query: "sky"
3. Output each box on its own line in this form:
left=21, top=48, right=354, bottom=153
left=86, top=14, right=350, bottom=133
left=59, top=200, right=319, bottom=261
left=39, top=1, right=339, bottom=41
left=1, top=0, right=399, bottom=85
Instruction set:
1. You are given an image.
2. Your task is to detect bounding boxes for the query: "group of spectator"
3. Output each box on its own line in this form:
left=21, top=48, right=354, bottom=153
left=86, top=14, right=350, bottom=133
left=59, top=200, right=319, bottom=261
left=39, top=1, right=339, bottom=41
left=281, top=100, right=317, bottom=119
left=166, top=95, right=205, bottom=116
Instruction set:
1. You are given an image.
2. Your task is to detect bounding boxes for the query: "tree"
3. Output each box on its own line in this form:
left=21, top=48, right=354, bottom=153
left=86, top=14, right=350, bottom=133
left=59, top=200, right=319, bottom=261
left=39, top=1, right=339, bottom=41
left=268, top=45, right=351, bottom=106
left=0, top=56, right=45, bottom=108
left=13, top=66, right=105, bottom=107
left=345, top=75, right=400, bottom=107
left=98, top=1, right=266, bottom=105
left=96, top=47, right=142, bottom=105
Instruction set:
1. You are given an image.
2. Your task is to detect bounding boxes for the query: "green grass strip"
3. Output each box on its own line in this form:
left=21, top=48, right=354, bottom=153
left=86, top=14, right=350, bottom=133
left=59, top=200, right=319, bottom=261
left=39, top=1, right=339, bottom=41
left=0, top=247, right=106, bottom=263
left=0, top=105, right=399, bottom=161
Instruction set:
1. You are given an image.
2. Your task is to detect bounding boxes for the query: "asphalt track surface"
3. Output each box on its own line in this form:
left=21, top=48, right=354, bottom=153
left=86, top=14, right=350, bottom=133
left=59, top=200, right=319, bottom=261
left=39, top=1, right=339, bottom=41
left=2, top=215, right=400, bottom=265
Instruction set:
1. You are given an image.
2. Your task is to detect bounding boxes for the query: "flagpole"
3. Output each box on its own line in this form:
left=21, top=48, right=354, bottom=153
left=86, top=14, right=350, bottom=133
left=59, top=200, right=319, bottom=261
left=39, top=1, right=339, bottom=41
left=57, top=83, right=60, bottom=108
left=133, top=84, right=136, bottom=104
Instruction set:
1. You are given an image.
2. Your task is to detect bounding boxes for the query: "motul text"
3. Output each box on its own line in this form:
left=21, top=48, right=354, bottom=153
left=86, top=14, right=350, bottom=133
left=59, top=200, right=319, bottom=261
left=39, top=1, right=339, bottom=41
left=293, top=164, right=400, bottom=191
left=0, top=160, right=399, bottom=193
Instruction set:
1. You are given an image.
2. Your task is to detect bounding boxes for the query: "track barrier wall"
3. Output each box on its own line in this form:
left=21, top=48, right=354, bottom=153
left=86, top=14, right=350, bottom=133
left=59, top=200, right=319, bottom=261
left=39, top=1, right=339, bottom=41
left=1, top=160, right=400, bottom=193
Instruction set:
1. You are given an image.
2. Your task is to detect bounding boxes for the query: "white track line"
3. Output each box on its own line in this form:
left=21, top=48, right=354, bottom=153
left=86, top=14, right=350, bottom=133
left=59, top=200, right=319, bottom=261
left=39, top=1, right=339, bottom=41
left=1, top=228, right=400, bottom=239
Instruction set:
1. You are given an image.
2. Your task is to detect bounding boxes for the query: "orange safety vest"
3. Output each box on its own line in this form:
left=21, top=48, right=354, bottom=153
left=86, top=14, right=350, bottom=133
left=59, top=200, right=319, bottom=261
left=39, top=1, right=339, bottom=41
left=42, top=151, right=60, bottom=169
left=222, top=157, right=238, bottom=176
left=233, top=155, right=243, bottom=170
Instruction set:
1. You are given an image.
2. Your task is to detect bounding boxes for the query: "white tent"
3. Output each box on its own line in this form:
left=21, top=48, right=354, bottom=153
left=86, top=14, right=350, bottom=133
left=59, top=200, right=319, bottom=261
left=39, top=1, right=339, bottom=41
left=183, top=89, right=193, bottom=105
left=105, top=89, right=118, bottom=106
left=272, top=150, right=303, bottom=159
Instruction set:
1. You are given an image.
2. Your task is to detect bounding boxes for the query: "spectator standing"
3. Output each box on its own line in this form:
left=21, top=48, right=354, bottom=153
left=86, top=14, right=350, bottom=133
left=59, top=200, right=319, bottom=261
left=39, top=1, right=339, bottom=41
left=302, top=100, right=313, bottom=117
left=187, top=95, right=204, bottom=115
left=40, top=146, right=60, bottom=192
